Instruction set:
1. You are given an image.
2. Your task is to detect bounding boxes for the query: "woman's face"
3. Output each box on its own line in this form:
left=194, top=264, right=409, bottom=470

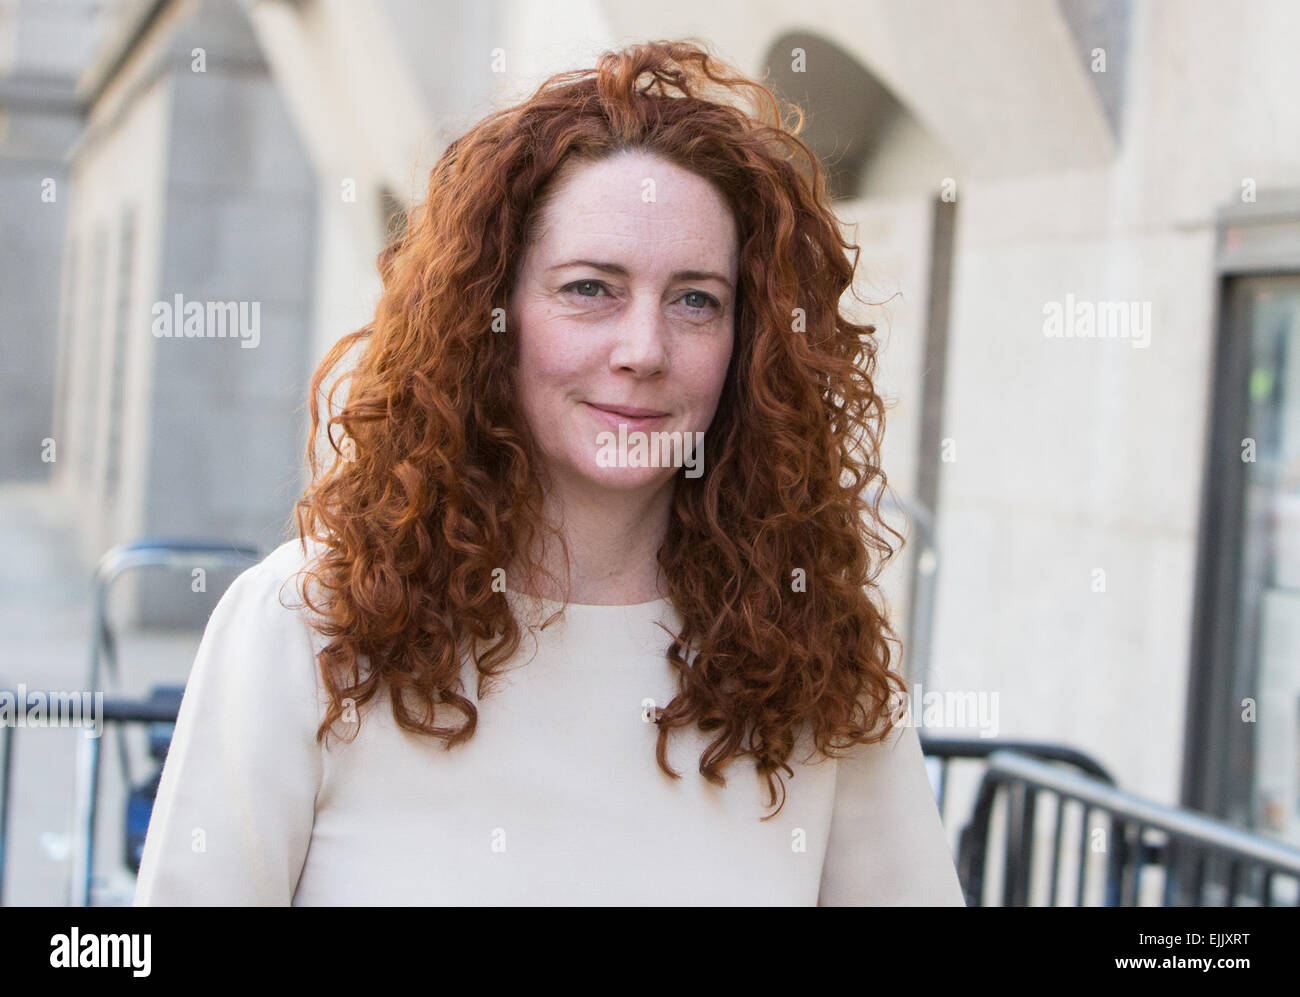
left=510, top=150, right=738, bottom=499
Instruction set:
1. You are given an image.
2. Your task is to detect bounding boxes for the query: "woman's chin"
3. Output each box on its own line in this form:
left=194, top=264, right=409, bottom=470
left=578, top=462, right=678, bottom=492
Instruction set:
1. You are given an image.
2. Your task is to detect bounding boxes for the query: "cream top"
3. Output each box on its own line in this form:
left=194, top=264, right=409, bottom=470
left=133, top=539, right=965, bottom=906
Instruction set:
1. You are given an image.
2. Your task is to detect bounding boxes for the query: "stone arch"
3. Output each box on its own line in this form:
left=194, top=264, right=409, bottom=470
left=759, top=31, right=954, bottom=200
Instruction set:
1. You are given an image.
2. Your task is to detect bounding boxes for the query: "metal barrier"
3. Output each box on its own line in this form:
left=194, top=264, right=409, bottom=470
left=69, top=539, right=259, bottom=907
left=955, top=749, right=1300, bottom=906
left=920, top=734, right=1116, bottom=827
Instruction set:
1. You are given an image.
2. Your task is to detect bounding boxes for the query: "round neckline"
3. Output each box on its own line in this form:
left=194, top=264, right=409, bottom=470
left=505, top=587, right=674, bottom=610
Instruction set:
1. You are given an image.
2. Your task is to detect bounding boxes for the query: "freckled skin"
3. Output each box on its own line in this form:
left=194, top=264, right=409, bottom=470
left=506, top=150, right=739, bottom=603
left=511, top=150, right=738, bottom=495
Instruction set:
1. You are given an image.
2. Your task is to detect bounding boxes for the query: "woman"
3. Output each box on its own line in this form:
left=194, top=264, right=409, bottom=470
left=134, top=39, right=966, bottom=906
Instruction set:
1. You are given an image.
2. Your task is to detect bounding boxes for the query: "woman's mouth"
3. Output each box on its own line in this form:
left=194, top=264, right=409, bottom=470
left=583, top=401, right=669, bottom=429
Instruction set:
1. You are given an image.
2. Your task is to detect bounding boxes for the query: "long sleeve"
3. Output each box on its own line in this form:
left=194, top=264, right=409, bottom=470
left=133, top=552, right=325, bottom=906
left=818, top=720, right=967, bottom=905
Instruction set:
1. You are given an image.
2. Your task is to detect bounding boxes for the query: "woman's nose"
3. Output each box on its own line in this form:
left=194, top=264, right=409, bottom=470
left=608, top=296, right=669, bottom=375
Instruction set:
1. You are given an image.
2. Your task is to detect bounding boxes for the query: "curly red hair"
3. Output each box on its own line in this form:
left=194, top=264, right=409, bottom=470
left=290, top=38, right=908, bottom=819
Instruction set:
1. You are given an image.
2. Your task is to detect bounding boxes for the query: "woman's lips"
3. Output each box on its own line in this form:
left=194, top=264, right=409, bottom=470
left=583, top=402, right=669, bottom=430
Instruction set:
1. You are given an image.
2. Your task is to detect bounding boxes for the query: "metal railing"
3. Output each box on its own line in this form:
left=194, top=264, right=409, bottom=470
left=954, top=749, right=1300, bottom=906
left=69, top=538, right=259, bottom=907
left=920, top=734, right=1116, bottom=826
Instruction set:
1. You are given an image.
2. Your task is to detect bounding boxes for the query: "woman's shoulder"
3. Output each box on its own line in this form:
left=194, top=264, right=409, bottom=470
left=250, top=534, right=330, bottom=574
left=170, top=537, right=335, bottom=728
left=210, top=536, right=334, bottom=645
left=247, top=535, right=332, bottom=594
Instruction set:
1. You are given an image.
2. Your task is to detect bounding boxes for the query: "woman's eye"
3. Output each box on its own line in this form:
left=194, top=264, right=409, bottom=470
left=564, top=280, right=607, bottom=298
left=681, top=291, right=720, bottom=311
left=561, top=281, right=719, bottom=313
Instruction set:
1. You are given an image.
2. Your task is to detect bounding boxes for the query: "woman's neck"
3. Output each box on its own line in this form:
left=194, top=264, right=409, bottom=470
left=510, top=476, right=674, bottom=605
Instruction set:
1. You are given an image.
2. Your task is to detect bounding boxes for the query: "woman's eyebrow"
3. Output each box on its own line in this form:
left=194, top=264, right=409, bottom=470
left=547, top=259, right=733, bottom=289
